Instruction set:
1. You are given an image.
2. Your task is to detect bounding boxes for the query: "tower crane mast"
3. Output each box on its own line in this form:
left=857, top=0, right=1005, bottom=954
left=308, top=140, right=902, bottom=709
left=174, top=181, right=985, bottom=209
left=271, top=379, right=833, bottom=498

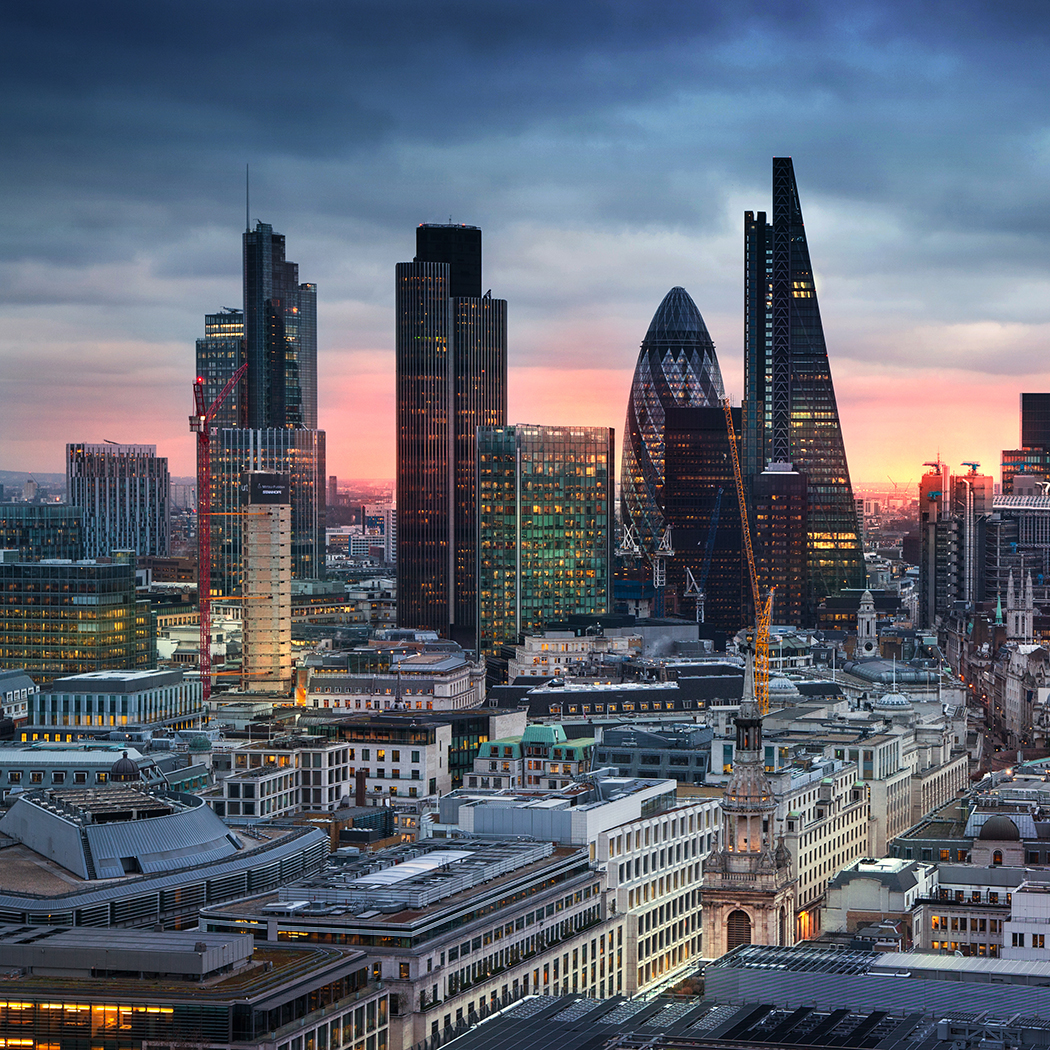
left=722, top=397, right=774, bottom=714
left=190, top=363, right=248, bottom=701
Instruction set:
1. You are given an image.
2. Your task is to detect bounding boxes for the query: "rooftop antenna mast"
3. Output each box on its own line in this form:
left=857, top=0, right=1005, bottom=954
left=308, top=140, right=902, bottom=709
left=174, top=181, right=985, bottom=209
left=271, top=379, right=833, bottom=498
left=246, top=164, right=250, bottom=232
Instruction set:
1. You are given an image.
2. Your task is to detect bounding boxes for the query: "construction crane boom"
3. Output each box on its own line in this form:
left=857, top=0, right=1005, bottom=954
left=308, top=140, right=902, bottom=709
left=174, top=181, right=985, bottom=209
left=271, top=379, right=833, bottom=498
left=190, top=363, right=248, bottom=701
left=722, top=397, right=773, bottom=714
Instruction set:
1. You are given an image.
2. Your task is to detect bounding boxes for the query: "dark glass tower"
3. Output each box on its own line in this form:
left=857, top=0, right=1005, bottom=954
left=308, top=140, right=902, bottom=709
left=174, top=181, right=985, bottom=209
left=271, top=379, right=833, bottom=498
left=743, top=158, right=864, bottom=620
left=396, top=224, right=507, bottom=642
left=243, top=222, right=317, bottom=429
left=621, top=287, right=726, bottom=563
left=196, top=224, right=325, bottom=596
left=663, top=406, right=744, bottom=632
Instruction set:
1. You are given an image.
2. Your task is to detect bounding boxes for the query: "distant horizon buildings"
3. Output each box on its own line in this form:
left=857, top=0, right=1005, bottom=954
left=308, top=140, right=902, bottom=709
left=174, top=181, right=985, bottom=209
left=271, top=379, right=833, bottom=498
left=396, top=223, right=507, bottom=645
left=743, top=157, right=864, bottom=623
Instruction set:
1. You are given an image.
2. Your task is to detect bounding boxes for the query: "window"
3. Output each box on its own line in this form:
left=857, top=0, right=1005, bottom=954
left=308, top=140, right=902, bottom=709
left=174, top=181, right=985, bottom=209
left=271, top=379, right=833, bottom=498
left=74, top=770, right=87, bottom=784
left=1035, top=934, right=1046, bottom=949
left=400, top=963, right=410, bottom=979
left=30, top=770, right=43, bottom=784
left=7, top=771, right=21, bottom=783
left=1013, top=932, right=1025, bottom=947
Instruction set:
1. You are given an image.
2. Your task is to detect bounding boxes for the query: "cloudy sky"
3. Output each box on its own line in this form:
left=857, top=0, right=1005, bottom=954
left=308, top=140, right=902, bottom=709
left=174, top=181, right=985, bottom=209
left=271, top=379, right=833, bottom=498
left=3, top=0, right=1049, bottom=487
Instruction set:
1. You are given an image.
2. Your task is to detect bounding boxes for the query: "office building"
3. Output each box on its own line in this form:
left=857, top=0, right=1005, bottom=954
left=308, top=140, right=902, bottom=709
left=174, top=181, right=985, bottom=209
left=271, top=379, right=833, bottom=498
left=0, top=925, right=385, bottom=1050
left=621, top=287, right=726, bottom=564
left=243, top=222, right=317, bottom=429
left=0, top=503, right=84, bottom=561
left=1002, top=392, right=1050, bottom=493
left=0, top=556, right=155, bottom=683
left=24, top=668, right=203, bottom=741
left=241, top=472, right=292, bottom=693
left=396, top=223, right=507, bottom=642
left=662, top=405, right=743, bottom=628
left=743, top=158, right=864, bottom=620
left=195, top=307, right=246, bottom=429
left=213, top=428, right=326, bottom=594
left=67, top=443, right=170, bottom=558
left=752, top=463, right=808, bottom=625
left=202, top=839, right=625, bottom=1050
left=476, top=425, right=613, bottom=662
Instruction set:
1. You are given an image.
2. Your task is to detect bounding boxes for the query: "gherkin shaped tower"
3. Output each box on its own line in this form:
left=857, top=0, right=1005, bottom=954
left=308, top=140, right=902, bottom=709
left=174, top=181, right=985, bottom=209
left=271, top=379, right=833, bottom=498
left=621, top=287, right=725, bottom=556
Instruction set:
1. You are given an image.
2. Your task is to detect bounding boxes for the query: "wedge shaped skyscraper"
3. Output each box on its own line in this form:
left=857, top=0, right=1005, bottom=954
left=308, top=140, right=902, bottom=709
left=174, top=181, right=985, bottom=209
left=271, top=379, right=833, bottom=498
left=743, top=158, right=864, bottom=620
left=621, top=287, right=726, bottom=559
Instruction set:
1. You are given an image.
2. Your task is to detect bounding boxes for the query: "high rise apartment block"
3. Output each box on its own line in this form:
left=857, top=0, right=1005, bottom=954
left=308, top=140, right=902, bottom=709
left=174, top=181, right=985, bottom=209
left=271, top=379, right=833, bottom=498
left=66, top=443, right=170, bottom=558
left=476, top=424, right=613, bottom=662
left=396, top=224, right=507, bottom=642
left=743, top=158, right=864, bottom=621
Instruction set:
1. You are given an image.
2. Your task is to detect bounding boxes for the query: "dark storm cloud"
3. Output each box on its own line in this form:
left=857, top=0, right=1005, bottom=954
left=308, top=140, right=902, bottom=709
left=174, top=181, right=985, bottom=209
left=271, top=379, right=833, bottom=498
left=3, top=0, right=1050, bottom=477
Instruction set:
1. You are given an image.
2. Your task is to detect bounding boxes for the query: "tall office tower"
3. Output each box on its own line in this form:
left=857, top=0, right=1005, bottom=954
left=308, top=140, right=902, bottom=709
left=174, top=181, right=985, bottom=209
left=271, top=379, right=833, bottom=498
left=195, top=308, right=246, bottom=429
left=951, top=464, right=994, bottom=606
left=213, top=429, right=326, bottom=597
left=396, top=224, right=507, bottom=642
left=918, top=460, right=958, bottom=628
left=478, top=422, right=613, bottom=659
left=752, top=463, right=809, bottom=625
left=743, top=158, right=864, bottom=622
left=1001, top=393, right=1050, bottom=493
left=621, top=287, right=725, bottom=560
left=662, top=406, right=743, bottom=632
left=243, top=222, right=317, bottom=429
left=202, top=224, right=325, bottom=596
left=241, top=473, right=292, bottom=693
left=67, top=444, right=170, bottom=558
left=476, top=424, right=613, bottom=663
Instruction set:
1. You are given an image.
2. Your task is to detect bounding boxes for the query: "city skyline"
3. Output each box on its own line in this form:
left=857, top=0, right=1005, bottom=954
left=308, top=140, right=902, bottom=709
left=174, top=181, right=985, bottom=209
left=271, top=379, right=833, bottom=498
left=3, top=3, right=1050, bottom=486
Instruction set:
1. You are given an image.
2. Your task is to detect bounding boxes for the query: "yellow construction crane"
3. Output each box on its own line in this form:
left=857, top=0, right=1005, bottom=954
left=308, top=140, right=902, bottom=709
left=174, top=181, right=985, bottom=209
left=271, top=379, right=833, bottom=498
left=722, top=397, right=774, bottom=715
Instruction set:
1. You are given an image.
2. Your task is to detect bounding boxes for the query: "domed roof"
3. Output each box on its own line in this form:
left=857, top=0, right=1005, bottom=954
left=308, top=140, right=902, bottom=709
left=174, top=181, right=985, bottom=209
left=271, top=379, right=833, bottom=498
left=978, top=815, right=1021, bottom=841
left=110, top=750, right=141, bottom=782
left=875, top=691, right=912, bottom=710
left=768, top=676, right=800, bottom=697
left=645, top=287, right=714, bottom=343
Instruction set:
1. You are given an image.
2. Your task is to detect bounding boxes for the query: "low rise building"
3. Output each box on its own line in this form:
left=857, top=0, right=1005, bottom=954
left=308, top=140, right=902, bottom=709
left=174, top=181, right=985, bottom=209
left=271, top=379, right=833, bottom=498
left=0, top=924, right=387, bottom=1050
left=202, top=838, right=626, bottom=1050
left=592, top=722, right=712, bottom=784
left=0, top=667, right=36, bottom=726
left=823, top=857, right=936, bottom=945
left=0, top=740, right=170, bottom=799
left=469, top=723, right=592, bottom=790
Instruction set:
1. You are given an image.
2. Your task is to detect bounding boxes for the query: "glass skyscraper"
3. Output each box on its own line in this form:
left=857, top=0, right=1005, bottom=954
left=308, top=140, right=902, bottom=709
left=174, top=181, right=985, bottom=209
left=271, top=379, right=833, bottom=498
left=743, top=158, right=864, bottom=619
left=396, top=224, right=507, bottom=643
left=621, top=287, right=726, bottom=561
left=477, top=425, right=613, bottom=661
left=196, top=224, right=325, bottom=595
left=242, top=222, right=317, bottom=430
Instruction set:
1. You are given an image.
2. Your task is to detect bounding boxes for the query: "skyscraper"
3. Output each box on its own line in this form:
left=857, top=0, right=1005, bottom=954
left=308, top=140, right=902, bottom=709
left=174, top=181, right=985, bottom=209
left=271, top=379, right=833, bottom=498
left=196, top=223, right=326, bottom=597
left=67, top=444, right=170, bottom=558
left=743, top=158, right=864, bottom=620
left=476, top=424, right=613, bottom=662
left=621, top=287, right=726, bottom=560
left=242, top=222, right=317, bottom=429
left=662, top=406, right=743, bottom=632
left=396, top=224, right=507, bottom=643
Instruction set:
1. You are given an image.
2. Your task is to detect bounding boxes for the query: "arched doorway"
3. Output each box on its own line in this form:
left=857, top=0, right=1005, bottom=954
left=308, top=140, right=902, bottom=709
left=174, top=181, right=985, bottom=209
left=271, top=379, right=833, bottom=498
left=727, top=909, right=752, bottom=950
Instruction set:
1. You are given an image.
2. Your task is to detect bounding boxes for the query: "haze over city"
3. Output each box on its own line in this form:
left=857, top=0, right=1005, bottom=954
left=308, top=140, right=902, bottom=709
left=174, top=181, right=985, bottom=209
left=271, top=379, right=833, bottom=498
left=3, top=1, right=1049, bottom=486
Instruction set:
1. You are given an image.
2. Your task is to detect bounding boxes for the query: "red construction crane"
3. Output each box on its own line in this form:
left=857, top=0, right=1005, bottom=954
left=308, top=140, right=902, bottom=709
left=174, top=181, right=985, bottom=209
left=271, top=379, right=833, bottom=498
left=190, top=363, right=248, bottom=701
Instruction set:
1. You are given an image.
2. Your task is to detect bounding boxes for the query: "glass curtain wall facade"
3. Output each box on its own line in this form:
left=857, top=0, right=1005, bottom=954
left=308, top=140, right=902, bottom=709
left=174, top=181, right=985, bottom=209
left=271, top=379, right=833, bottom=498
left=743, top=158, right=864, bottom=620
left=0, top=559, right=155, bottom=682
left=195, top=309, right=246, bottom=430
left=396, top=225, right=507, bottom=642
left=0, top=505, right=84, bottom=561
left=621, top=287, right=725, bottom=560
left=66, top=444, right=171, bottom=559
left=242, top=222, right=317, bottom=429
left=662, top=406, right=743, bottom=631
left=213, top=429, right=326, bottom=597
left=477, top=425, right=613, bottom=661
